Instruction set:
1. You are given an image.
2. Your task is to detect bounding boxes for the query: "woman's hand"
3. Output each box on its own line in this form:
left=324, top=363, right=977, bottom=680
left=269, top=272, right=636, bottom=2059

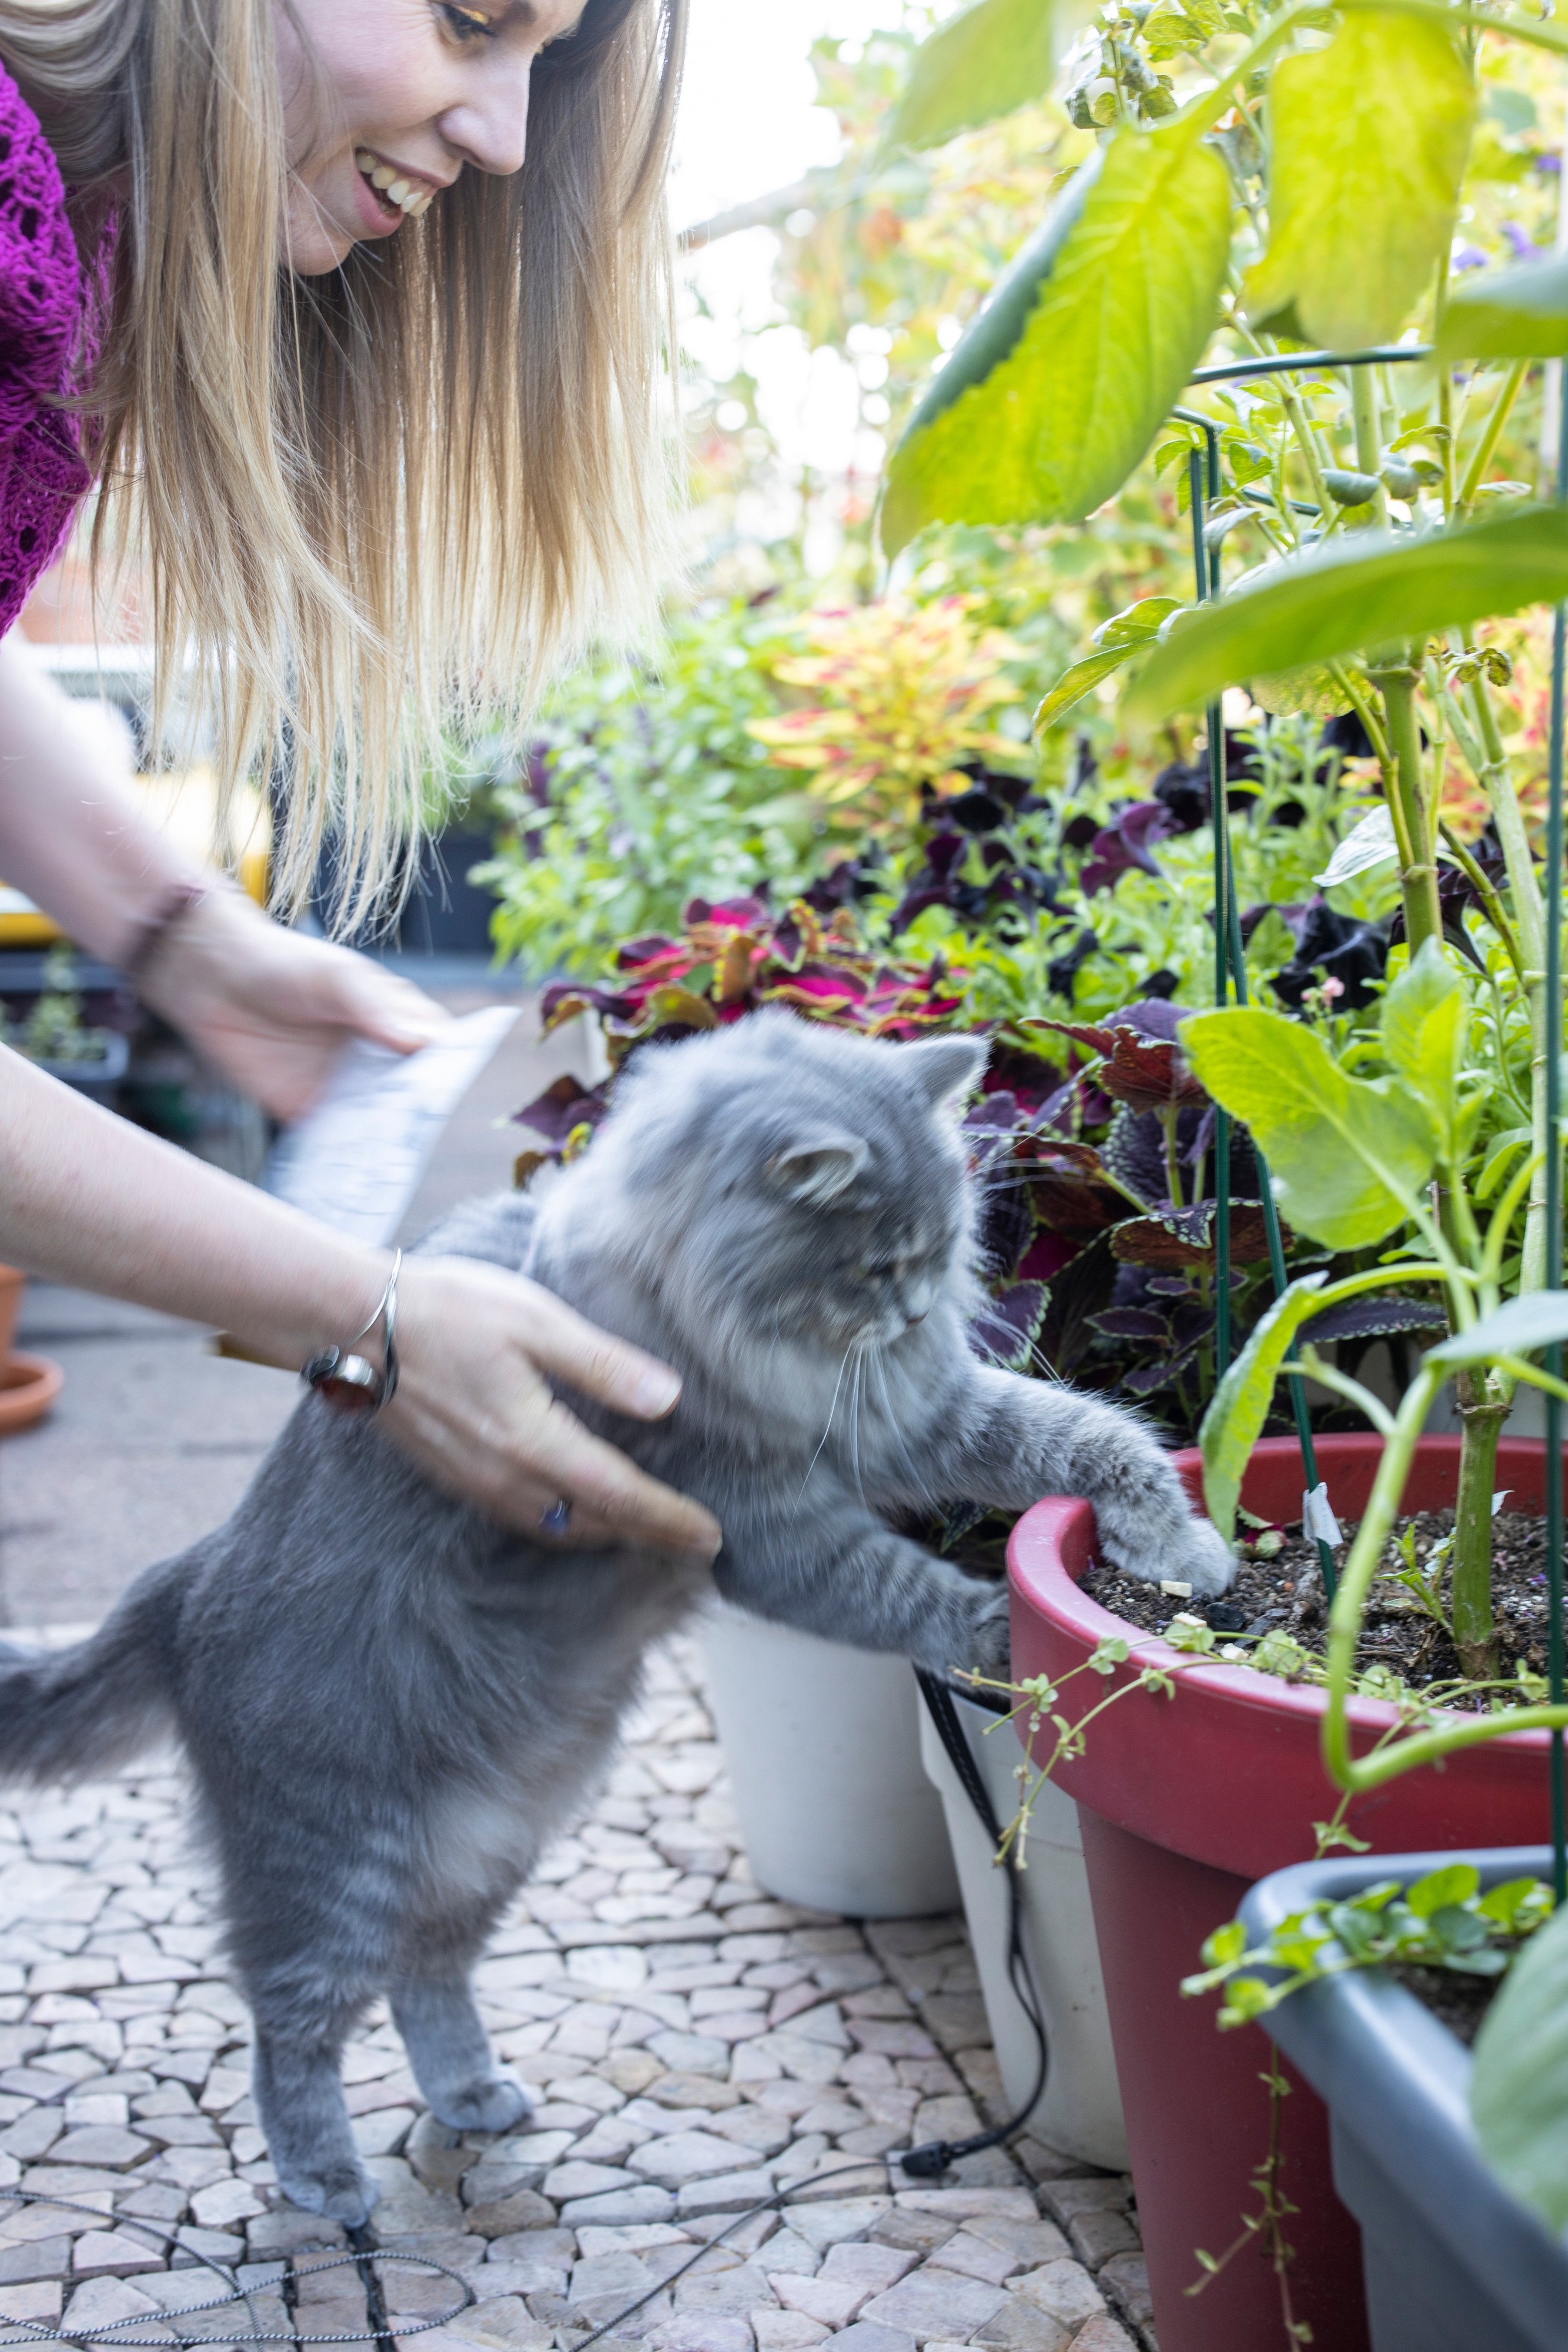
left=382, top=1254, right=721, bottom=1554
left=138, top=887, right=449, bottom=1120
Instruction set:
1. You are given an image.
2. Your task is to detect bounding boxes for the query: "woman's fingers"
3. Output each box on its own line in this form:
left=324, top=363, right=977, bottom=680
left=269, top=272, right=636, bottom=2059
left=382, top=1388, right=718, bottom=1554
left=536, top=1397, right=721, bottom=1555
left=514, top=1281, right=686, bottom=1421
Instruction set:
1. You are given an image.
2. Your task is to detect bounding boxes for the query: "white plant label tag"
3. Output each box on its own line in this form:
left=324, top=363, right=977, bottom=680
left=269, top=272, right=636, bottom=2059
left=263, top=1003, right=521, bottom=1245
left=1302, top=1482, right=1343, bottom=1547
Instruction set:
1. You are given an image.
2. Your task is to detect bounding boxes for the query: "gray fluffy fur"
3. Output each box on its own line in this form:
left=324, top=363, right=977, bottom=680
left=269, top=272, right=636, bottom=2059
left=0, top=1013, right=1232, bottom=2223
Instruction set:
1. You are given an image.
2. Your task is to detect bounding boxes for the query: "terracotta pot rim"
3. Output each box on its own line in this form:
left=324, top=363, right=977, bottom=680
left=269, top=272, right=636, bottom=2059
left=0, top=1351, right=63, bottom=1435
left=1008, top=1434, right=1557, bottom=1756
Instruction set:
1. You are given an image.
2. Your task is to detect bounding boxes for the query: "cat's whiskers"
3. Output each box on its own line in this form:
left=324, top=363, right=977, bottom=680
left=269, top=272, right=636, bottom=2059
left=870, top=1342, right=930, bottom=1504
left=791, top=1342, right=855, bottom=1516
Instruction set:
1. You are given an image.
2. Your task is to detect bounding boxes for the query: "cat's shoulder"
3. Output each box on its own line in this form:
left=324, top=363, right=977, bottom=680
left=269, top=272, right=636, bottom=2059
left=411, top=1190, right=539, bottom=1272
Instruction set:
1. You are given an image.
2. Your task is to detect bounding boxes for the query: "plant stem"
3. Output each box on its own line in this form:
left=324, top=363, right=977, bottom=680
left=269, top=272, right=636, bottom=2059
left=1451, top=1385, right=1507, bottom=1676
left=1456, top=359, right=1529, bottom=522
left=1465, top=664, right=1552, bottom=1294
left=1376, top=666, right=1443, bottom=952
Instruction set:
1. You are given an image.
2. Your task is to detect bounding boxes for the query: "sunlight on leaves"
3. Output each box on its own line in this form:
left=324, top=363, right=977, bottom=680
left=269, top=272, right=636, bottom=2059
left=885, top=0, right=1061, bottom=153
left=1243, top=12, right=1477, bottom=349
left=883, top=121, right=1229, bottom=549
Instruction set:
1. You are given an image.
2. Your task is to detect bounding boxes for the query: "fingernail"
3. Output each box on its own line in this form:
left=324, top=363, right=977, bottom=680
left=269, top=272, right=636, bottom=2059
left=634, top=1371, right=681, bottom=1416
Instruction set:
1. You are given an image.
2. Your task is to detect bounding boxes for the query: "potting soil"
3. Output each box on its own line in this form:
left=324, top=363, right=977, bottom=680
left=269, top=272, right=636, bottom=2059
left=1080, top=1507, right=1554, bottom=1705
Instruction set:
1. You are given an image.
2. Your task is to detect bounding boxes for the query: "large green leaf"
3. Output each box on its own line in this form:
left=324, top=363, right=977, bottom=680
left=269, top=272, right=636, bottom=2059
left=1432, top=1291, right=1568, bottom=1367
left=1379, top=939, right=1468, bottom=1164
left=885, top=0, right=1059, bottom=153
left=1200, top=1275, right=1329, bottom=1542
left=1472, top=1897, right=1568, bottom=2229
left=1439, top=255, right=1568, bottom=361
left=1125, top=510, right=1568, bottom=723
left=1180, top=1007, right=1436, bottom=1250
left=882, top=122, right=1230, bottom=553
left=1244, top=13, right=1476, bottom=349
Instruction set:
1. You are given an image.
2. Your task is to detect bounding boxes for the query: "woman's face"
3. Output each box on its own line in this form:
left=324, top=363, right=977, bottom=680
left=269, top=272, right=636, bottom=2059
left=275, top=0, right=584, bottom=273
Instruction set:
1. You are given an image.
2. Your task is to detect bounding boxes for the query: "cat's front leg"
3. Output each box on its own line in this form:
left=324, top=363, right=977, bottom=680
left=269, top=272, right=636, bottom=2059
left=714, top=1502, right=1009, bottom=1677
left=928, top=1368, right=1236, bottom=1598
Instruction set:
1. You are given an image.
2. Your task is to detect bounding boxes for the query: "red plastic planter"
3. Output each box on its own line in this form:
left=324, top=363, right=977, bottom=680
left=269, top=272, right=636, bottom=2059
left=1007, top=1435, right=1560, bottom=2352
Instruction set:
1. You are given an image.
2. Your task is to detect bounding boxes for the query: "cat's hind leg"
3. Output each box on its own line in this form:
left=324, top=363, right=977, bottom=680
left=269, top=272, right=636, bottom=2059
left=247, top=1982, right=377, bottom=2225
left=390, top=1969, right=531, bottom=2133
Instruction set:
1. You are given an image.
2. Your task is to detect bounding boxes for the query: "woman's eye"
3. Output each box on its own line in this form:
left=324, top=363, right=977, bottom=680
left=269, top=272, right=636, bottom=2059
left=439, top=3, right=499, bottom=40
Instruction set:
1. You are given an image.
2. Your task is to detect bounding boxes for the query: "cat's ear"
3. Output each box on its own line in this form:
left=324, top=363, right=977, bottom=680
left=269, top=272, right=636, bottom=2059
left=767, top=1132, right=869, bottom=1207
left=902, top=1035, right=989, bottom=1110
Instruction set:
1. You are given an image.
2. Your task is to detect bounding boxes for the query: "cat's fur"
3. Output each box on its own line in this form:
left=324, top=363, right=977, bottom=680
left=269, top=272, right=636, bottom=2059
left=0, top=1014, right=1233, bottom=2224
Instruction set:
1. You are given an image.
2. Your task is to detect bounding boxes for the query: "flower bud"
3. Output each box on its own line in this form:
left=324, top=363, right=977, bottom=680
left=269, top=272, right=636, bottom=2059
left=1320, top=467, right=1382, bottom=507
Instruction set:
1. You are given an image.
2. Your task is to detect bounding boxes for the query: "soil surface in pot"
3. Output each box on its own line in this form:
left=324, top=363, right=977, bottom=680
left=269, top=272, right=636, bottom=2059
left=1081, top=1506, right=1552, bottom=1703
left=1388, top=1962, right=1499, bottom=2046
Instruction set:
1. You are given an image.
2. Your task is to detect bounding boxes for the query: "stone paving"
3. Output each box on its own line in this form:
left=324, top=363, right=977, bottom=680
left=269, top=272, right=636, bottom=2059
left=0, top=1636, right=1154, bottom=2352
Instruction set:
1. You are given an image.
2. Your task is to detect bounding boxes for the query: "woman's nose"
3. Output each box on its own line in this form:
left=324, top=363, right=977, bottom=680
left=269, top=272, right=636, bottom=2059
left=442, top=56, right=534, bottom=176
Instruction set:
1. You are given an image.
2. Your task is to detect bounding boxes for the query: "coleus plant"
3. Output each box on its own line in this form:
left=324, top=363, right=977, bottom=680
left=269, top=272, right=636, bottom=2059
left=518, top=903, right=1419, bottom=1438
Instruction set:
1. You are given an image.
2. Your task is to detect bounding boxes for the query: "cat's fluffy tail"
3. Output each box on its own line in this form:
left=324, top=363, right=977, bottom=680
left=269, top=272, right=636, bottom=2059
left=0, top=1559, right=183, bottom=1787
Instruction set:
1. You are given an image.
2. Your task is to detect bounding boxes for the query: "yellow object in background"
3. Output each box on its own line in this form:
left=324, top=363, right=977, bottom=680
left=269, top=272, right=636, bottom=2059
left=0, top=769, right=270, bottom=951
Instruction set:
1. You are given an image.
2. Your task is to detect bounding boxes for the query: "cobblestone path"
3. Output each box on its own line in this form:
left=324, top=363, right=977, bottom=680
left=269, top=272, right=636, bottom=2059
left=0, top=1639, right=1152, bottom=2352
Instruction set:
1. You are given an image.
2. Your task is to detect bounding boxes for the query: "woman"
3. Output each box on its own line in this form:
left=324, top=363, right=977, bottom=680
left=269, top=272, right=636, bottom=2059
left=0, top=0, right=721, bottom=1560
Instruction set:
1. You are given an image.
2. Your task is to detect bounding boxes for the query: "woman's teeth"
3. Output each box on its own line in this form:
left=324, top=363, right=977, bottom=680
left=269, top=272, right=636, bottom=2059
left=355, top=152, right=433, bottom=218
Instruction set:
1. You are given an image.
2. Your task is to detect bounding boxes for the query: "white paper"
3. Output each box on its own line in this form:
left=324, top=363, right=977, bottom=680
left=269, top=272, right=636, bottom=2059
left=1302, top=1481, right=1343, bottom=1548
left=263, top=1004, right=520, bottom=1245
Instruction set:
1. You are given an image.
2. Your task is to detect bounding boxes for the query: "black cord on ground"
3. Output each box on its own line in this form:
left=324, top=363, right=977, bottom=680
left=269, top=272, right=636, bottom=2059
left=904, top=1669, right=1049, bottom=2174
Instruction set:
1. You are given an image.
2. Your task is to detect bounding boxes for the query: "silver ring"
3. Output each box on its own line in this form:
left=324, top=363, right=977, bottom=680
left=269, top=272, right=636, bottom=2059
left=540, top=1499, right=572, bottom=1535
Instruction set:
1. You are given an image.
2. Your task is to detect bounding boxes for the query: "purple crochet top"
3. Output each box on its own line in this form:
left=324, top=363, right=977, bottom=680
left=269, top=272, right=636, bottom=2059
left=0, top=63, right=105, bottom=637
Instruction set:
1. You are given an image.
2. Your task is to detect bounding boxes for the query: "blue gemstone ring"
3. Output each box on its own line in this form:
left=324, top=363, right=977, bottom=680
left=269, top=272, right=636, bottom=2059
left=540, top=1499, right=572, bottom=1535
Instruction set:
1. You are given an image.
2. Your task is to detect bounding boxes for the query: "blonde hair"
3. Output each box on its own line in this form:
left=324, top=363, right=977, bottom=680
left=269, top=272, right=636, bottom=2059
left=0, top=0, right=684, bottom=928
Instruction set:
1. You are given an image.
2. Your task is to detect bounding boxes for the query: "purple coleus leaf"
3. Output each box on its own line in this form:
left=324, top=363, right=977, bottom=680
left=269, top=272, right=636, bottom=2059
left=968, top=1281, right=1049, bottom=1371
left=1080, top=800, right=1175, bottom=893
left=513, top=1073, right=611, bottom=1141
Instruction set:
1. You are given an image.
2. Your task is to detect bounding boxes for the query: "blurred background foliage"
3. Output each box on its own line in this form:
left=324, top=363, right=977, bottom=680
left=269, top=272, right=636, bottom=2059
left=462, top=0, right=1568, bottom=1041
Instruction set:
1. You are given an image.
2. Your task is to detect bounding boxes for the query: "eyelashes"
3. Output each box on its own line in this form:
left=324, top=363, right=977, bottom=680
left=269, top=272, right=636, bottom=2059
left=438, top=4, right=500, bottom=42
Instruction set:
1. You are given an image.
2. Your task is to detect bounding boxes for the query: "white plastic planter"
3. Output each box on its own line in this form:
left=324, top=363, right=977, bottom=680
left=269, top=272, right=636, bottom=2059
left=919, top=1685, right=1128, bottom=2169
left=698, top=1601, right=962, bottom=1919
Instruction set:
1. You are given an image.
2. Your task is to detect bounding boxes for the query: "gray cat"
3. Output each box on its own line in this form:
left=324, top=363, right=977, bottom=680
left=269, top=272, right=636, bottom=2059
left=0, top=1013, right=1232, bottom=2225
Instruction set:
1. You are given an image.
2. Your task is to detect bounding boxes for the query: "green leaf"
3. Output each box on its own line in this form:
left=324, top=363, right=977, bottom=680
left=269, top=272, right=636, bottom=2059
left=1200, top=1919, right=1248, bottom=1969
left=1379, top=939, right=1469, bottom=1162
left=1124, top=511, right=1568, bottom=724
left=1033, top=597, right=1183, bottom=730
left=1243, top=13, right=1476, bottom=349
left=1199, top=1274, right=1328, bottom=1541
left=1181, top=1007, right=1437, bottom=1251
left=1473, top=1897, right=1568, bottom=2230
left=1406, top=1863, right=1480, bottom=1917
left=882, top=122, right=1230, bottom=551
left=885, top=0, right=1059, bottom=153
left=1439, top=255, right=1568, bottom=361
left=1430, top=1290, right=1568, bottom=1366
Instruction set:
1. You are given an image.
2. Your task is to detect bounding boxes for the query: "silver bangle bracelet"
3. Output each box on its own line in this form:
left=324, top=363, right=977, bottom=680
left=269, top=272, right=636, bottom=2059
left=302, top=1251, right=401, bottom=1416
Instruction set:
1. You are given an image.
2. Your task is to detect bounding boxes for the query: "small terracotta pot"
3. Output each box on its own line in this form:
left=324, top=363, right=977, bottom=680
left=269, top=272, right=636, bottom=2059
left=0, top=1352, right=62, bottom=1435
left=0, top=1263, right=25, bottom=1361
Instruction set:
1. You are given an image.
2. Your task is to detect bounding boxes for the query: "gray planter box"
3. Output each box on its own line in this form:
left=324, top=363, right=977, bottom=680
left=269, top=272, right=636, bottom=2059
left=1240, top=1845, right=1568, bottom=2352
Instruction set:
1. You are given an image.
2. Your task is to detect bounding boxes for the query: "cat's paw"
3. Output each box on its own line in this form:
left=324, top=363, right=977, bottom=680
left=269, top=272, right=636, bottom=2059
left=964, top=1584, right=1012, bottom=1678
left=273, top=2155, right=380, bottom=2227
left=428, top=2071, right=532, bottom=2135
left=1104, top=1515, right=1236, bottom=1599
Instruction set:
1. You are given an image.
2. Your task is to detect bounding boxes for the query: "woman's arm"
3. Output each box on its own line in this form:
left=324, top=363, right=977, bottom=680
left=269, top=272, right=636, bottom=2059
left=0, top=1048, right=721, bottom=1556
left=0, top=642, right=444, bottom=1116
